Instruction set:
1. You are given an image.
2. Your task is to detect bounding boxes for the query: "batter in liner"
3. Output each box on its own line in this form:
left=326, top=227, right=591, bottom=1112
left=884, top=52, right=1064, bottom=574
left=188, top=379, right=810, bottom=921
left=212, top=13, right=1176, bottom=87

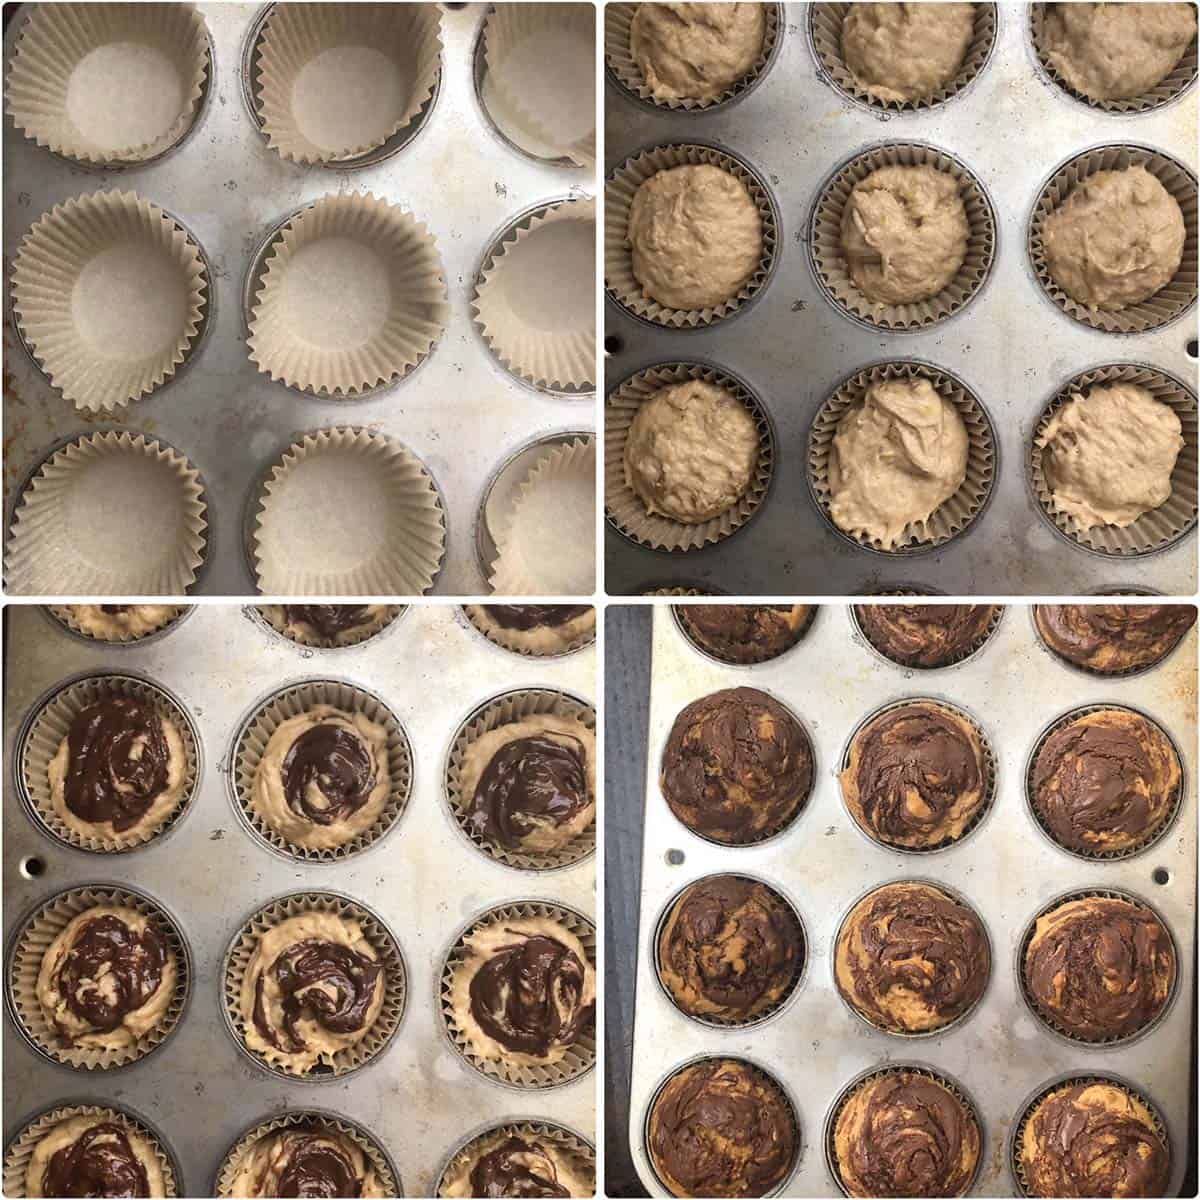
left=25, top=1114, right=167, bottom=1198
left=228, top=1124, right=386, bottom=1198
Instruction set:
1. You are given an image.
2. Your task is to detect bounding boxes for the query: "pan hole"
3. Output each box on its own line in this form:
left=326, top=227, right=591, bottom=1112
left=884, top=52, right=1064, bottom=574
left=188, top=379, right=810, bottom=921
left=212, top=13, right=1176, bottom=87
left=604, top=334, right=625, bottom=356
left=1186, top=339, right=1198, bottom=360
left=1152, top=867, right=1171, bottom=886
left=20, top=856, right=45, bottom=880
left=665, top=849, right=685, bottom=866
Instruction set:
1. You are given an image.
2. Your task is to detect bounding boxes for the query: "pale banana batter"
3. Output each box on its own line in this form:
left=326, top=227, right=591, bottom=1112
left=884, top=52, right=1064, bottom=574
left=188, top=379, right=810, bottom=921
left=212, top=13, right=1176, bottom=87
left=842, top=3, right=976, bottom=102
left=25, top=1115, right=167, bottom=1198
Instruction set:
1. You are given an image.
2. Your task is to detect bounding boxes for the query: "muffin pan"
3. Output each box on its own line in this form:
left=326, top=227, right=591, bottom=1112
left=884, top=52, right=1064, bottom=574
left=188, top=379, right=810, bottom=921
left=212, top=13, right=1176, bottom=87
left=605, top=3, right=1197, bottom=595
left=2, top=603, right=595, bottom=1194
left=625, top=603, right=1195, bottom=1195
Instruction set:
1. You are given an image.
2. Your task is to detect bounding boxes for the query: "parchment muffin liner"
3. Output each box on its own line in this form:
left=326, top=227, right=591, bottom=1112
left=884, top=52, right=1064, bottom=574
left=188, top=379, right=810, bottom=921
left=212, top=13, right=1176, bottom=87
left=247, top=193, right=448, bottom=396
left=4, top=1102, right=180, bottom=1198
left=672, top=603, right=818, bottom=666
left=851, top=603, right=1004, bottom=671
left=840, top=698, right=998, bottom=854
left=605, top=142, right=780, bottom=329
left=1023, top=702, right=1184, bottom=861
left=6, top=430, right=208, bottom=596
left=12, top=191, right=210, bottom=411
left=809, top=2, right=998, bottom=113
left=254, top=604, right=407, bottom=650
left=215, top=1110, right=401, bottom=1197
left=6, top=3, right=211, bottom=165
left=1028, top=145, right=1198, bottom=334
left=606, top=362, right=775, bottom=553
left=435, top=1120, right=595, bottom=1197
left=1028, top=364, right=1198, bottom=557
left=7, top=885, right=190, bottom=1071
left=1029, top=4, right=1198, bottom=114
left=808, top=361, right=997, bottom=554
left=221, top=891, right=407, bottom=1081
left=438, top=900, right=596, bottom=1090
left=643, top=586, right=714, bottom=597
left=810, top=142, right=997, bottom=331
left=231, top=679, right=412, bottom=863
left=472, top=196, right=596, bottom=392
left=46, top=605, right=191, bottom=647
left=444, top=688, right=596, bottom=871
left=252, top=427, right=447, bottom=596
left=255, top=2, right=442, bottom=165
left=18, top=672, right=201, bottom=854
left=604, top=2, right=782, bottom=113
left=461, top=605, right=596, bottom=658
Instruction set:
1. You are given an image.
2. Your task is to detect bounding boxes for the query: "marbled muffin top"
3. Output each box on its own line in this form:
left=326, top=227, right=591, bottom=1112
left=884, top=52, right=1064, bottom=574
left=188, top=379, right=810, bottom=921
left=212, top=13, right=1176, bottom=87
left=1034, top=604, right=1196, bottom=674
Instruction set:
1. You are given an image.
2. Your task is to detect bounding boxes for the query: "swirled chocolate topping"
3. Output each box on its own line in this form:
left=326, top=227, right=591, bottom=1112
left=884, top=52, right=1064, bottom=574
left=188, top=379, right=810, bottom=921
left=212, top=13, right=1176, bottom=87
left=486, top=606, right=590, bottom=631
left=1025, top=896, right=1175, bottom=1041
left=469, top=931, right=594, bottom=1057
left=471, top=734, right=589, bottom=849
left=63, top=699, right=171, bottom=832
left=854, top=605, right=998, bottom=668
left=273, top=1129, right=365, bottom=1199
left=658, top=876, right=803, bottom=1020
left=469, top=1137, right=570, bottom=1198
left=45, top=1123, right=151, bottom=1199
left=281, top=725, right=377, bottom=825
left=1034, top=605, right=1196, bottom=674
left=677, top=605, right=810, bottom=663
left=100, top=605, right=132, bottom=614
left=661, top=687, right=812, bottom=844
left=649, top=1059, right=795, bottom=1198
left=282, top=605, right=373, bottom=638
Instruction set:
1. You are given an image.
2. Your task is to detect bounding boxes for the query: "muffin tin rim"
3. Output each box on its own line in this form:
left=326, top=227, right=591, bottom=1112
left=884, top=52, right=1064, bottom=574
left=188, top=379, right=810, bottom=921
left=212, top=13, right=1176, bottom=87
left=848, top=601, right=1006, bottom=674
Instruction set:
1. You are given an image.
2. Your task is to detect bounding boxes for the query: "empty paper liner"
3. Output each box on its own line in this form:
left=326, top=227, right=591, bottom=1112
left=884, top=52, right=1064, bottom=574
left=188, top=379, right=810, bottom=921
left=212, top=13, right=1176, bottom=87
left=436, top=1122, right=594, bottom=1197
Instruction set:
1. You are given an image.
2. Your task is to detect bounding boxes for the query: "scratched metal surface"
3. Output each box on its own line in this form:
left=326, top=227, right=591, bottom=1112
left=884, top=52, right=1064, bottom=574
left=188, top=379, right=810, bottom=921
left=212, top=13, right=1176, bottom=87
left=2, top=2, right=596, bottom=596
left=625, top=603, right=1196, bottom=1196
left=604, top=3, right=1199, bottom=596
left=1, top=603, right=596, bottom=1194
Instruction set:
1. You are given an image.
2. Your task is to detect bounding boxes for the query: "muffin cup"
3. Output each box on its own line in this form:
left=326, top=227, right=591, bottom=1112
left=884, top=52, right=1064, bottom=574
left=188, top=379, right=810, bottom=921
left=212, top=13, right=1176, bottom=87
left=605, top=141, right=780, bottom=329
left=604, top=2, right=782, bottom=113
left=6, top=885, right=190, bottom=1071
left=809, top=3, right=998, bottom=113
left=220, top=891, right=407, bottom=1082
left=1028, top=364, right=1198, bottom=557
left=438, top=900, right=596, bottom=1090
left=1029, top=602, right=1196, bottom=681
left=444, top=688, right=596, bottom=871
left=671, top=603, right=818, bottom=667
left=461, top=606, right=596, bottom=658
left=810, top=143, right=997, bottom=331
left=606, top=362, right=776, bottom=553
left=1028, top=145, right=1198, bottom=334
left=46, top=605, right=191, bottom=647
left=435, top=1120, right=595, bottom=1198
left=18, top=672, right=201, bottom=854
left=251, top=427, right=447, bottom=596
left=6, top=3, right=211, bottom=166
left=807, top=361, right=997, bottom=555
left=642, top=585, right=717, bottom=597
left=254, top=604, right=407, bottom=651
left=6, top=431, right=209, bottom=596
left=851, top=604, right=1004, bottom=671
left=230, top=679, right=412, bottom=863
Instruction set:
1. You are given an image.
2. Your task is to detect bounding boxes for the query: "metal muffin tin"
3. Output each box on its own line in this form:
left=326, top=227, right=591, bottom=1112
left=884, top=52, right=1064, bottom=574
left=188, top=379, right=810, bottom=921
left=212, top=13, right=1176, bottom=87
left=2, top=602, right=595, bottom=1195
left=2, top=2, right=596, bottom=595
left=604, top=2, right=1198, bottom=595
left=625, top=603, right=1195, bottom=1196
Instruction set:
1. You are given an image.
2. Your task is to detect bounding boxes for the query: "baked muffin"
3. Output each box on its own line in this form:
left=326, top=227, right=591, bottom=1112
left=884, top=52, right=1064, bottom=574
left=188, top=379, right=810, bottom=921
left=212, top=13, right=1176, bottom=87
left=227, top=1124, right=387, bottom=1198
left=259, top=604, right=397, bottom=647
left=23, top=1113, right=169, bottom=1198
left=840, top=701, right=987, bottom=850
left=1024, top=895, right=1175, bottom=1042
left=1019, top=1081, right=1169, bottom=1198
left=648, top=1059, right=796, bottom=1197
left=835, top=882, right=989, bottom=1034
left=50, top=604, right=184, bottom=643
left=661, top=687, right=813, bottom=844
left=657, top=875, right=803, bottom=1022
left=628, top=164, right=762, bottom=310
left=439, top=1129, right=593, bottom=1198
left=834, top=1070, right=981, bottom=1197
left=677, top=604, right=812, bottom=663
left=1034, top=604, right=1197, bottom=673
left=855, top=604, right=998, bottom=667
left=464, top=605, right=595, bottom=655
left=1031, top=709, right=1180, bottom=855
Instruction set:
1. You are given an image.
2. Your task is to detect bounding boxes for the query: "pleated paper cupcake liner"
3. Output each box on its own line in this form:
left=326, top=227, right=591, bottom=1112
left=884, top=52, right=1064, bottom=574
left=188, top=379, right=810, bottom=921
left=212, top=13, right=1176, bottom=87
left=1029, top=364, right=1198, bottom=556
left=8, top=885, right=190, bottom=1071
left=6, top=3, right=211, bottom=165
left=473, top=197, right=596, bottom=392
left=47, top=605, right=190, bottom=646
left=439, top=901, right=596, bottom=1090
left=810, top=143, right=997, bottom=331
left=461, top=605, right=596, bottom=658
left=1030, top=602, right=1196, bottom=680
left=605, top=2, right=782, bottom=113
left=606, top=142, right=779, bottom=329
left=642, top=585, right=718, bottom=596
left=809, top=3, right=998, bottom=113
left=255, top=604, right=406, bottom=650
left=255, top=2, right=442, bottom=164
left=231, top=679, right=412, bottom=863
left=605, top=363, right=775, bottom=553
left=6, top=431, right=209, bottom=596
left=436, top=1120, right=595, bottom=1197
left=673, top=604, right=818, bottom=666
left=12, top=191, right=210, bottom=411
left=221, top=891, right=407, bottom=1081
left=1029, top=146, right=1198, bottom=334
left=19, top=672, right=200, bottom=854
left=252, top=427, right=446, bottom=596
left=851, top=604, right=1004, bottom=671
left=808, top=361, right=996, bottom=554
left=444, top=689, right=596, bottom=871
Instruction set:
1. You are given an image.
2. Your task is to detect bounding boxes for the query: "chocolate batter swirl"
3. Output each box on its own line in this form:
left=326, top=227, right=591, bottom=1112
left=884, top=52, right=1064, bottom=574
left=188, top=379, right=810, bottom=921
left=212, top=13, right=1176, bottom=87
left=661, top=688, right=813, bottom=845
left=281, top=724, right=377, bottom=825
left=44, top=1122, right=151, bottom=1198
left=469, top=1137, right=570, bottom=1198
left=271, top=1129, right=366, bottom=1198
left=649, top=1059, right=796, bottom=1198
left=486, top=606, right=590, bottom=631
left=854, top=605, right=999, bottom=668
left=677, top=605, right=810, bottom=664
left=283, top=605, right=374, bottom=638
left=1034, top=605, right=1196, bottom=674
left=1024, top=896, right=1175, bottom=1041
left=62, top=698, right=172, bottom=832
